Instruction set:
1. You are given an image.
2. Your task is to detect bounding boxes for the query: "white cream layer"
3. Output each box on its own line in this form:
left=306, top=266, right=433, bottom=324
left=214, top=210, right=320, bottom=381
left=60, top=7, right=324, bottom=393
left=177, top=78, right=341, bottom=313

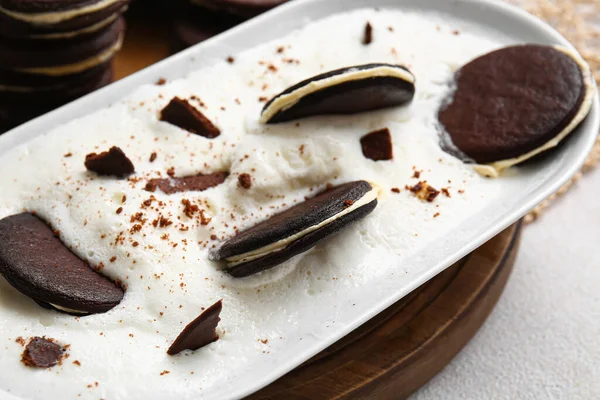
left=0, top=8, right=505, bottom=400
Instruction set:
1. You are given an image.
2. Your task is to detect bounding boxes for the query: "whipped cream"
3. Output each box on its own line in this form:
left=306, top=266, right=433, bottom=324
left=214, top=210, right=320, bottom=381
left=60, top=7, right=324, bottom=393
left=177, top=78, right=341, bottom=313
left=0, top=8, right=508, bottom=400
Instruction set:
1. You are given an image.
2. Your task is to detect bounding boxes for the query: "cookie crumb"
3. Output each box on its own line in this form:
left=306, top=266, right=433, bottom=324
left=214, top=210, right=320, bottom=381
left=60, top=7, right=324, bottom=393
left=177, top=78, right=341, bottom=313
left=238, top=173, right=252, bottom=189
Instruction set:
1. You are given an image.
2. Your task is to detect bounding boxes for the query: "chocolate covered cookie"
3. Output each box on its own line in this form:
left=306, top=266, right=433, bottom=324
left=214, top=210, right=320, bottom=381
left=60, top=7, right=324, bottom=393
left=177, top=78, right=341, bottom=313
left=209, top=181, right=379, bottom=277
left=438, top=44, right=594, bottom=177
left=260, top=63, right=415, bottom=124
left=0, top=213, right=124, bottom=314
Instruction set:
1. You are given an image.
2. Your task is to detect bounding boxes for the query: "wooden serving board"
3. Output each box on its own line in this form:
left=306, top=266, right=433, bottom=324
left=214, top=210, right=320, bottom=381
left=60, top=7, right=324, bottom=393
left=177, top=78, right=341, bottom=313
left=114, top=7, right=521, bottom=399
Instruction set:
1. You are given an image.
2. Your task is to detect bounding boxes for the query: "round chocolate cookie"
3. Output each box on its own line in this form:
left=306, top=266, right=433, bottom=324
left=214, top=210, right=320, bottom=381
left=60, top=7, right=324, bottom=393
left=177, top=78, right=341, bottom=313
left=438, top=44, right=594, bottom=174
left=0, top=16, right=124, bottom=69
left=190, top=0, right=288, bottom=18
left=171, top=6, right=240, bottom=52
left=0, top=64, right=112, bottom=131
left=0, top=0, right=128, bottom=39
left=0, top=62, right=112, bottom=107
left=0, top=213, right=124, bottom=314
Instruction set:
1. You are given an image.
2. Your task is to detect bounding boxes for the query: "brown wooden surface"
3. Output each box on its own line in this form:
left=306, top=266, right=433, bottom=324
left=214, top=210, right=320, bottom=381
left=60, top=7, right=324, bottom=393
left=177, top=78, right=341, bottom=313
left=114, top=7, right=520, bottom=399
left=251, top=222, right=521, bottom=400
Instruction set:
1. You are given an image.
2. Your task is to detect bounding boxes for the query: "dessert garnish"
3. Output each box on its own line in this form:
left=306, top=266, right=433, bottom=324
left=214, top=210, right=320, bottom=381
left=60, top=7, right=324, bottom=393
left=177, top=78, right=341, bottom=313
left=438, top=44, right=594, bottom=177
left=21, top=337, right=66, bottom=368
left=167, top=300, right=223, bottom=355
left=209, top=180, right=379, bottom=277
left=360, top=128, right=393, bottom=161
left=160, top=97, right=221, bottom=138
left=237, top=173, right=252, bottom=189
left=0, top=213, right=124, bottom=315
left=85, top=146, right=134, bottom=177
left=145, top=171, right=229, bottom=195
left=407, top=181, right=440, bottom=202
left=363, top=22, right=373, bottom=45
left=260, top=63, right=415, bottom=124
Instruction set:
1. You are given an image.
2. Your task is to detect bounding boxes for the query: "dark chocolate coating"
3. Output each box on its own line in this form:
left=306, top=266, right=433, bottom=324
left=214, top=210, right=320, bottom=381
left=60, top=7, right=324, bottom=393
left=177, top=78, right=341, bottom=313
left=227, top=198, right=378, bottom=277
left=167, top=300, right=222, bottom=355
left=0, top=213, right=124, bottom=314
left=262, top=64, right=415, bottom=124
left=0, top=2, right=128, bottom=39
left=0, top=16, right=124, bottom=69
left=438, top=44, right=587, bottom=163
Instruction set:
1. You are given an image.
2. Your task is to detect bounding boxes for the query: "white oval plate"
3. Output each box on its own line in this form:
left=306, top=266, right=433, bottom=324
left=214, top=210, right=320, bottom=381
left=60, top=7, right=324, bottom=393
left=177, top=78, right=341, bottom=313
left=1, top=0, right=598, bottom=399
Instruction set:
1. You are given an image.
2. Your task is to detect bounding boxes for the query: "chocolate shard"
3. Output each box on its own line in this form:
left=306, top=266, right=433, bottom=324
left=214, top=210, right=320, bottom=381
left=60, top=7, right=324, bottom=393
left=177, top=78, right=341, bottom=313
left=260, top=63, right=415, bottom=124
left=0, top=213, right=124, bottom=315
left=209, top=180, right=379, bottom=277
left=85, top=146, right=135, bottom=178
left=363, top=22, right=373, bottom=45
left=145, top=171, right=229, bottom=195
left=21, top=337, right=65, bottom=368
left=438, top=44, right=594, bottom=169
left=361, top=128, right=393, bottom=161
left=160, top=97, right=221, bottom=139
left=167, top=300, right=223, bottom=355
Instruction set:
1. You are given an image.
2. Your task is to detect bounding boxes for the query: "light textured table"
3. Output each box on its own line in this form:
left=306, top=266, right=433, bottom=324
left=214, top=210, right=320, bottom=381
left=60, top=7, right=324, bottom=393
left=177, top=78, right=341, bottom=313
left=412, top=166, right=600, bottom=399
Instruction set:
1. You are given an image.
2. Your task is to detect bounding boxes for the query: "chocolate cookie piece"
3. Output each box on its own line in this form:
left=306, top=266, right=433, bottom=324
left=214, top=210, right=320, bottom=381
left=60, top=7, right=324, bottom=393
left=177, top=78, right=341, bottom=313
left=0, top=213, right=124, bottom=314
left=145, top=171, right=229, bottom=195
left=190, top=0, right=287, bottom=18
left=210, top=181, right=379, bottom=277
left=260, top=63, right=415, bottom=124
left=21, top=337, right=66, bottom=368
left=167, top=300, right=222, bottom=355
left=85, top=146, right=134, bottom=177
left=160, top=97, right=221, bottom=138
left=361, top=128, right=393, bottom=161
left=438, top=44, right=594, bottom=175
left=0, top=16, right=125, bottom=69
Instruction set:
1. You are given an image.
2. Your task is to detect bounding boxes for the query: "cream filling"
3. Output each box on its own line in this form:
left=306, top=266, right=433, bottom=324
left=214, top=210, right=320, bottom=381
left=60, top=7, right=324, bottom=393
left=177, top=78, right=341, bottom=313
left=29, top=13, right=119, bottom=39
left=49, top=303, right=90, bottom=315
left=15, top=35, right=122, bottom=76
left=0, top=0, right=120, bottom=25
left=259, top=66, right=415, bottom=123
left=472, top=45, right=596, bottom=178
left=226, top=186, right=379, bottom=267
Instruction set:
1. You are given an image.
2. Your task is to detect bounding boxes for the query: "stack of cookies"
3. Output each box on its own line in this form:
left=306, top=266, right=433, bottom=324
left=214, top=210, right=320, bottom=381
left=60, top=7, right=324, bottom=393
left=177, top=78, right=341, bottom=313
left=0, top=0, right=130, bottom=132
left=171, top=0, right=289, bottom=52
